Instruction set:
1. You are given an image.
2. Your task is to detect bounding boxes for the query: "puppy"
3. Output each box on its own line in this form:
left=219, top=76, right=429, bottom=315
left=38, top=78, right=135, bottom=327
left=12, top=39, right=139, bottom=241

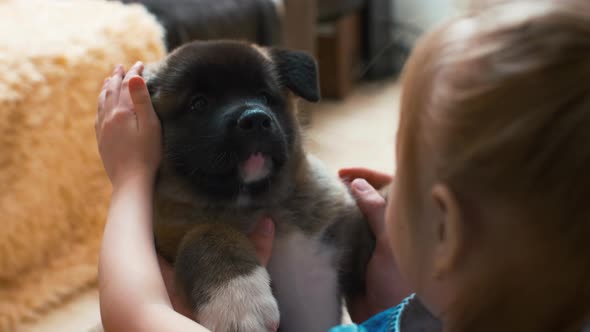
left=146, top=40, right=375, bottom=332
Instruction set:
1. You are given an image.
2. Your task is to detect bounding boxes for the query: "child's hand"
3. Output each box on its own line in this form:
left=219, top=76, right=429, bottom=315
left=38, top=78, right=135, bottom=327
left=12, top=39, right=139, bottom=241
left=339, top=167, right=393, bottom=189
left=96, top=63, right=162, bottom=188
left=339, top=168, right=412, bottom=323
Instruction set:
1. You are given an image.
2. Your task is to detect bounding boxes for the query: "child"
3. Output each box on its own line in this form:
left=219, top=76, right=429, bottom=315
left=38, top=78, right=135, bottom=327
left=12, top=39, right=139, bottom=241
left=96, top=0, right=590, bottom=331
left=333, top=0, right=590, bottom=331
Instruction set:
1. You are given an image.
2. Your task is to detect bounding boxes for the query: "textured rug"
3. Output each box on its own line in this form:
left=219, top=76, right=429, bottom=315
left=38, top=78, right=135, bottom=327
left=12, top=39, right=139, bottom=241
left=0, top=1, right=166, bottom=330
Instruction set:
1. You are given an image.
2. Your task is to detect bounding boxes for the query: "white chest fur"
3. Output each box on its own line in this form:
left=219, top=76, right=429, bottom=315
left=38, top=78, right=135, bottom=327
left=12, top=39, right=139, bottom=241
left=266, top=231, right=342, bottom=332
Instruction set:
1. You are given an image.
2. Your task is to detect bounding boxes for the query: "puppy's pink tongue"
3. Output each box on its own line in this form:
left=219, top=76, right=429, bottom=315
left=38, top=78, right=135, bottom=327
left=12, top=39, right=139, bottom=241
left=244, top=153, right=265, bottom=174
left=241, top=153, right=269, bottom=183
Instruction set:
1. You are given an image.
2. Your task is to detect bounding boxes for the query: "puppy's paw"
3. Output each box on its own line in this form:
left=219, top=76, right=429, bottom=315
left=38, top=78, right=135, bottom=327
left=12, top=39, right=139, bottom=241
left=196, top=267, right=280, bottom=332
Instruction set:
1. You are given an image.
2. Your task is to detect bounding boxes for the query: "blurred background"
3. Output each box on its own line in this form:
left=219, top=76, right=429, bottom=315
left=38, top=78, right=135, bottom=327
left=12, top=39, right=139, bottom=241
left=0, top=0, right=465, bottom=331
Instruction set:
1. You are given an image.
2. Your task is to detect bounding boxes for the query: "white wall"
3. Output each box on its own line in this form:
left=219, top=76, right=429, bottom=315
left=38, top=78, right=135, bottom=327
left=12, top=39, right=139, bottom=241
left=393, top=0, right=466, bottom=31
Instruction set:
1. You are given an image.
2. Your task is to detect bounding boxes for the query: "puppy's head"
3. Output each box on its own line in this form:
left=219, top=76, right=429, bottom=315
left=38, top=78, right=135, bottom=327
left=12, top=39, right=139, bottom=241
left=146, top=41, right=320, bottom=203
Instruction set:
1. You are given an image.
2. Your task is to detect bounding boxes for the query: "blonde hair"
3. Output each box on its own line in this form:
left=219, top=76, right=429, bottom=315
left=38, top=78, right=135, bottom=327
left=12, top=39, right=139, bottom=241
left=398, top=0, right=590, bottom=330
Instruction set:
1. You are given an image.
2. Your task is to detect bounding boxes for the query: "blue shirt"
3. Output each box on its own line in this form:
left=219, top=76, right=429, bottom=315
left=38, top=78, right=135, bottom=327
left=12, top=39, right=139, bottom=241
left=329, top=294, right=441, bottom=332
left=330, top=295, right=590, bottom=332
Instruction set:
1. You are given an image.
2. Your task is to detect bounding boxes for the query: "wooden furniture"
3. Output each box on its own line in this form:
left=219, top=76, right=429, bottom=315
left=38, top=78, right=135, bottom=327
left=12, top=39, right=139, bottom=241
left=283, top=0, right=318, bottom=56
left=283, top=0, right=369, bottom=100
left=317, top=11, right=363, bottom=99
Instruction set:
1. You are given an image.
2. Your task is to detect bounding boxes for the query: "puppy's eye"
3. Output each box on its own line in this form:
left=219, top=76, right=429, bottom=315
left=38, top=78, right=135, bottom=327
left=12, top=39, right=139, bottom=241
left=259, top=91, right=272, bottom=105
left=190, top=95, right=208, bottom=112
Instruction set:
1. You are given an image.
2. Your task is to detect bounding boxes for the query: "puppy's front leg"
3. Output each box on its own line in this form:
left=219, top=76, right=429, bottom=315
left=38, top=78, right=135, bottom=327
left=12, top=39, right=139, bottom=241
left=175, top=224, right=279, bottom=332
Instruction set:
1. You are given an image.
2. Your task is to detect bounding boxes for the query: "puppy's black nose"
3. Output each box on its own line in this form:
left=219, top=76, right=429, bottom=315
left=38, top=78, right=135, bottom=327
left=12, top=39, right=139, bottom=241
left=237, top=109, right=273, bottom=132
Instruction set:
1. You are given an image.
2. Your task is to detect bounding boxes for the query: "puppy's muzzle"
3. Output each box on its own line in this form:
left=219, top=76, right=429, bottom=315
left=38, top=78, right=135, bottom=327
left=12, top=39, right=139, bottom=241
left=230, top=107, right=281, bottom=184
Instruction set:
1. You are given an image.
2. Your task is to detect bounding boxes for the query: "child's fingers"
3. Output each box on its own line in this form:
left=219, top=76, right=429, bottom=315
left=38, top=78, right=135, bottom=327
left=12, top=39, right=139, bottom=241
left=247, top=217, right=275, bottom=267
left=97, top=77, right=110, bottom=114
left=97, top=76, right=110, bottom=108
left=97, top=87, right=107, bottom=114
left=128, top=75, right=149, bottom=105
left=95, top=77, right=112, bottom=140
left=339, top=167, right=393, bottom=190
left=101, top=77, right=110, bottom=94
left=129, top=61, right=144, bottom=76
left=350, top=178, right=387, bottom=235
left=105, top=65, right=125, bottom=113
left=117, top=62, right=144, bottom=111
left=129, top=75, right=157, bottom=126
left=122, top=61, right=144, bottom=92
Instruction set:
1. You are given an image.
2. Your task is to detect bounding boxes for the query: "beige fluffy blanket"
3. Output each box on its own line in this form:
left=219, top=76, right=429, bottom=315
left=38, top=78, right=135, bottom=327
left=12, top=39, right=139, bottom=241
left=0, top=0, right=166, bottom=330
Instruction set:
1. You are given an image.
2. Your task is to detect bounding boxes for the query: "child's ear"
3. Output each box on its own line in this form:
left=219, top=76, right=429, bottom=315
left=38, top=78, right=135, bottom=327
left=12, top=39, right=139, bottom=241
left=270, top=48, right=321, bottom=102
left=431, top=184, right=464, bottom=278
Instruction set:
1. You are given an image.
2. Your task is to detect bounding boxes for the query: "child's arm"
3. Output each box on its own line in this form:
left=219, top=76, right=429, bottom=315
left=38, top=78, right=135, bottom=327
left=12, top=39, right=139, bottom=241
left=99, top=175, right=206, bottom=332
left=96, top=62, right=206, bottom=332
left=95, top=63, right=275, bottom=332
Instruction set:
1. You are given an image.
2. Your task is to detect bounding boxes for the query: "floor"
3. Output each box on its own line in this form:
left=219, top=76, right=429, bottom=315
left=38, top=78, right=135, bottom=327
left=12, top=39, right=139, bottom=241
left=19, top=79, right=402, bottom=332
left=307, top=79, right=400, bottom=175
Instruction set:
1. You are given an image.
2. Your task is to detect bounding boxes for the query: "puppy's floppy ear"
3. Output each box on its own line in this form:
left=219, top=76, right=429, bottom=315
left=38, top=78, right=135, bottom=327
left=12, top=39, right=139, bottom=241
left=271, top=48, right=320, bottom=102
